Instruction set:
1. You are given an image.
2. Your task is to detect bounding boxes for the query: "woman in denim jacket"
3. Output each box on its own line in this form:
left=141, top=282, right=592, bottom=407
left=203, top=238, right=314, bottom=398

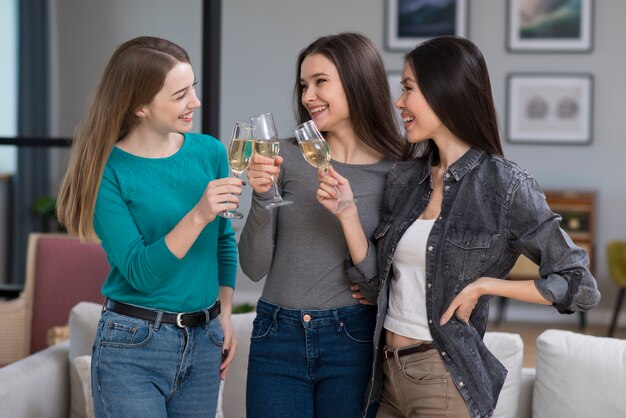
left=317, top=36, right=600, bottom=418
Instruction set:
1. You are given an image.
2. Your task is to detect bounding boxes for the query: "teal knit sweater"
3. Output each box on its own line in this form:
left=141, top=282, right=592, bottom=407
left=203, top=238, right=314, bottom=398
left=94, top=133, right=237, bottom=312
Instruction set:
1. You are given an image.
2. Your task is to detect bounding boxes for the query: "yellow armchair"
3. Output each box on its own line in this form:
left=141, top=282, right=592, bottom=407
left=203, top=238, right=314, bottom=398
left=607, top=241, right=626, bottom=337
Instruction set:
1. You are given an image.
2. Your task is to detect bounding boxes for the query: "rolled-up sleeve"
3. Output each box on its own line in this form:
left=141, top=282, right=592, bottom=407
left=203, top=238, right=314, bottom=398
left=508, top=176, right=601, bottom=313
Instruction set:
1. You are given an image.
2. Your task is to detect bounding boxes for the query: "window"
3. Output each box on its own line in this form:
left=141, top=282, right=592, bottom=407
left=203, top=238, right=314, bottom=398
left=0, top=0, right=18, bottom=173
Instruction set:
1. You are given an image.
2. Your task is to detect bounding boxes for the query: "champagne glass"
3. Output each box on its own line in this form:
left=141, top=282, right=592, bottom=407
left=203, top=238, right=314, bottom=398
left=294, top=120, right=356, bottom=213
left=218, top=121, right=254, bottom=219
left=250, top=112, right=293, bottom=209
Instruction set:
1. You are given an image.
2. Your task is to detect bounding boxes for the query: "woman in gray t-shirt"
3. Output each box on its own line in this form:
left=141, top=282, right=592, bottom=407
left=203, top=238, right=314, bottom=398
left=238, top=32, right=404, bottom=418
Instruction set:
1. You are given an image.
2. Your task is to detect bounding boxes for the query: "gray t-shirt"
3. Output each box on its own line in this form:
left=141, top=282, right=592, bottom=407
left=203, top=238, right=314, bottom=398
left=238, top=137, right=395, bottom=309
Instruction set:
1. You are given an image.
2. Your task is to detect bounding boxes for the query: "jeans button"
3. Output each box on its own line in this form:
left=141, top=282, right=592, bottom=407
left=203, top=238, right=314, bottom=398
left=303, top=314, right=311, bottom=322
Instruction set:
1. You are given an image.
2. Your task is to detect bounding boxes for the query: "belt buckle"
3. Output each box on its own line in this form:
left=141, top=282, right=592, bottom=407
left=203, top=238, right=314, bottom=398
left=176, top=313, right=187, bottom=328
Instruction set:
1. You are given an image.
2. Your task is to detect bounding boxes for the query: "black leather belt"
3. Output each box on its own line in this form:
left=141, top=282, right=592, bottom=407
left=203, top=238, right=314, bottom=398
left=384, top=342, right=435, bottom=359
left=105, top=299, right=220, bottom=328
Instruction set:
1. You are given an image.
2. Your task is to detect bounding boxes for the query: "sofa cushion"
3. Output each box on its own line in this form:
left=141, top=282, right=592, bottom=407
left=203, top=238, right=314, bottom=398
left=221, top=312, right=256, bottom=418
left=68, top=302, right=101, bottom=418
left=483, top=332, right=524, bottom=418
left=0, top=341, right=70, bottom=418
left=533, top=329, right=626, bottom=418
left=73, top=355, right=95, bottom=418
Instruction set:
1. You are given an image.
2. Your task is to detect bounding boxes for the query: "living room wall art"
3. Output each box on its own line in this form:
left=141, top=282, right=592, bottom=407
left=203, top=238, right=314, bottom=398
left=507, top=0, right=593, bottom=52
left=506, top=73, right=593, bottom=145
left=385, top=0, right=468, bottom=51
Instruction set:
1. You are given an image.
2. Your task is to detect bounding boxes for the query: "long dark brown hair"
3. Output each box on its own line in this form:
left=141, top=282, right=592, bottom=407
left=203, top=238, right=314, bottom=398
left=57, top=36, right=190, bottom=242
left=294, top=32, right=404, bottom=160
left=403, top=36, right=503, bottom=161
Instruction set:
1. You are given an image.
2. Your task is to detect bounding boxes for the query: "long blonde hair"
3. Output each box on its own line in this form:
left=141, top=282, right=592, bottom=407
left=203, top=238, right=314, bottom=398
left=57, top=36, right=191, bottom=242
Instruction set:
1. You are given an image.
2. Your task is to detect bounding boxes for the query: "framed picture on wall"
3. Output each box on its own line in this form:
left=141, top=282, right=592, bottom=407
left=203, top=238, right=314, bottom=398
left=507, top=0, right=593, bottom=52
left=385, top=0, right=468, bottom=51
left=506, top=73, right=593, bottom=145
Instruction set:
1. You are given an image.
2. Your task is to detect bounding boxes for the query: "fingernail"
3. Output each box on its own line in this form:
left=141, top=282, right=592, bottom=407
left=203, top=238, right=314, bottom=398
left=222, top=348, right=229, bottom=358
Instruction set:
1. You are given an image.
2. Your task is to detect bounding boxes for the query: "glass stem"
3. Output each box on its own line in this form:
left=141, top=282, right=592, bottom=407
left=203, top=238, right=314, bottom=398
left=323, top=168, right=342, bottom=201
left=270, top=175, right=282, bottom=201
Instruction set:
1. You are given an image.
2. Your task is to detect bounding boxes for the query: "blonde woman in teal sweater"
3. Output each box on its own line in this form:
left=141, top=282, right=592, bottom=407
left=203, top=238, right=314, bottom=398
left=57, top=36, right=242, bottom=417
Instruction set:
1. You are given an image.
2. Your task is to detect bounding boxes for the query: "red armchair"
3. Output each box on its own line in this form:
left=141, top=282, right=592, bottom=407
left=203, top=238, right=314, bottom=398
left=0, top=233, right=109, bottom=364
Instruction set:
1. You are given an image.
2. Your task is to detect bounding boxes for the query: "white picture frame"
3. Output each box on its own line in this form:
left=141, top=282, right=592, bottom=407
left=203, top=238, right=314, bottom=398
left=506, top=73, right=593, bottom=145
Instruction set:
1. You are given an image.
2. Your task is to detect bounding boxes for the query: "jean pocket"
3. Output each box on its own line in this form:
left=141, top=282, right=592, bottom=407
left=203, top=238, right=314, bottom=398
left=208, top=320, right=224, bottom=346
left=340, top=317, right=374, bottom=344
left=251, top=316, right=274, bottom=340
left=100, top=314, right=153, bottom=348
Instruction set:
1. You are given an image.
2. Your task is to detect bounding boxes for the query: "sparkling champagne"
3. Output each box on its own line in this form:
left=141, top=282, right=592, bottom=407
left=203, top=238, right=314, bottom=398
left=228, top=138, right=254, bottom=175
left=255, top=140, right=280, bottom=159
left=299, top=139, right=330, bottom=169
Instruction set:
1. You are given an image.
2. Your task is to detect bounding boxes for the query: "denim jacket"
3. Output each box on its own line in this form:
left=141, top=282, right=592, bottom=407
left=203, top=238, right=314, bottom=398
left=363, top=148, right=600, bottom=418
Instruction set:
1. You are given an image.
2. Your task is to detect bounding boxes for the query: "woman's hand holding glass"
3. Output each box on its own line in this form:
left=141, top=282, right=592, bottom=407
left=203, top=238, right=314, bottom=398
left=196, top=177, right=244, bottom=224
left=218, top=121, right=254, bottom=219
left=316, top=164, right=356, bottom=215
left=246, top=154, right=284, bottom=194
left=295, top=120, right=356, bottom=213
left=250, top=112, right=293, bottom=208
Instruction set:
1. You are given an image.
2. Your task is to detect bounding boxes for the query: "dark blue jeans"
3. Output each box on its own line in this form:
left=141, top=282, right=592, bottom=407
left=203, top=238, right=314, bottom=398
left=91, top=308, right=222, bottom=418
left=246, top=299, right=378, bottom=418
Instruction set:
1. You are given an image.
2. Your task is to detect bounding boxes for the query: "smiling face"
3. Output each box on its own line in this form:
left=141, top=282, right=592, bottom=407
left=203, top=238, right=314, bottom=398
left=299, top=53, right=351, bottom=135
left=394, top=62, right=446, bottom=144
left=136, top=62, right=201, bottom=134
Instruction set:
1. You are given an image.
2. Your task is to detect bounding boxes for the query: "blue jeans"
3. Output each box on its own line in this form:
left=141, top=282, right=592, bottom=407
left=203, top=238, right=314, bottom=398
left=91, top=307, right=222, bottom=418
left=246, top=299, right=378, bottom=418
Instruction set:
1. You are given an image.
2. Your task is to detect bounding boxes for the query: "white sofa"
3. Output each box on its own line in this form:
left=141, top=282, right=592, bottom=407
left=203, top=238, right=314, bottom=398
left=1, top=302, right=625, bottom=418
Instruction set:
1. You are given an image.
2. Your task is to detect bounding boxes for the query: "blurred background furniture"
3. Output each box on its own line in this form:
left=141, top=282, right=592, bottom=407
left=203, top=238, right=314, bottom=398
left=496, top=191, right=596, bottom=328
left=607, top=241, right=626, bottom=337
left=0, top=233, right=108, bottom=365
left=3, top=301, right=626, bottom=418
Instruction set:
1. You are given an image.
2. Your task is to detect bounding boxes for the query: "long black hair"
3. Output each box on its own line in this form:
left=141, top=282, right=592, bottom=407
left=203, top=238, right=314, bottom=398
left=403, top=36, right=503, bottom=161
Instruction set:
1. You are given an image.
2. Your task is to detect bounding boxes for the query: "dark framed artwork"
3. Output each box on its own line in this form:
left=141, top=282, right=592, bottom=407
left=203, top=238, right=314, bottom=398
left=506, top=73, right=593, bottom=145
left=507, top=0, right=593, bottom=52
left=385, top=0, right=468, bottom=51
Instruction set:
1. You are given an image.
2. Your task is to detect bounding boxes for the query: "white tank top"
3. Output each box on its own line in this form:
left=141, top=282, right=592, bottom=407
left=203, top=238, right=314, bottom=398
left=384, top=218, right=435, bottom=341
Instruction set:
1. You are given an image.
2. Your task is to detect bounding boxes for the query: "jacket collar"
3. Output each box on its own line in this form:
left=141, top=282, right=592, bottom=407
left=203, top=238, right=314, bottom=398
left=447, top=148, right=486, bottom=181
left=416, top=147, right=486, bottom=184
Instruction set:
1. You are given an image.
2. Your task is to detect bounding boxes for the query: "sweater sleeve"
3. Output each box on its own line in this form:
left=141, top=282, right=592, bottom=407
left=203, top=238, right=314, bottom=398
left=345, top=240, right=378, bottom=283
left=94, top=166, right=182, bottom=293
left=215, top=143, right=238, bottom=289
left=346, top=184, right=395, bottom=303
left=345, top=241, right=379, bottom=304
left=237, top=189, right=278, bottom=282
